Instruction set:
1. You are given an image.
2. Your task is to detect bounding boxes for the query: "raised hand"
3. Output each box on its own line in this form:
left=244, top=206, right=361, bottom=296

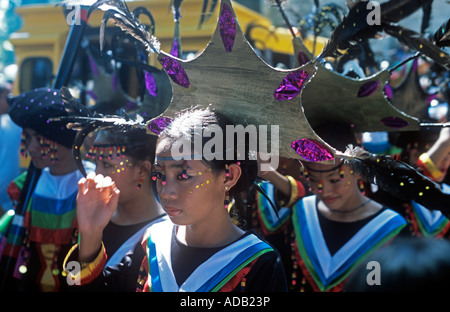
left=76, top=172, right=120, bottom=261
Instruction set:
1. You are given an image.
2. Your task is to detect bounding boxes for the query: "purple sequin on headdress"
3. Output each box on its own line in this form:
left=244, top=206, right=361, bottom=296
left=219, top=3, right=236, bottom=52
left=148, top=117, right=173, bottom=135
left=170, top=38, right=180, bottom=58
left=384, top=83, right=393, bottom=99
left=291, top=139, right=334, bottom=162
left=145, top=71, right=157, bottom=97
left=274, top=70, right=310, bottom=101
left=159, top=56, right=190, bottom=88
left=357, top=81, right=379, bottom=97
left=297, top=51, right=310, bottom=67
left=380, top=116, right=409, bottom=129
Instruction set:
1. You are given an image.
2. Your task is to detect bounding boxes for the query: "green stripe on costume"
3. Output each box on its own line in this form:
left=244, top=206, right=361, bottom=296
left=13, top=171, right=28, bottom=191
left=30, top=209, right=77, bottom=230
left=257, top=191, right=290, bottom=233
left=210, top=248, right=272, bottom=292
left=291, top=211, right=323, bottom=289
left=412, top=209, right=448, bottom=237
left=292, top=205, right=405, bottom=291
left=0, top=212, right=14, bottom=235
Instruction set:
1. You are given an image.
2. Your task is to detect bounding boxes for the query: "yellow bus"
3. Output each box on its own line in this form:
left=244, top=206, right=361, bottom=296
left=10, top=0, right=325, bottom=94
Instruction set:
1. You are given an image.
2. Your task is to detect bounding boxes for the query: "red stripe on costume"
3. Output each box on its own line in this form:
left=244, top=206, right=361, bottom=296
left=405, top=203, right=450, bottom=238
left=255, top=207, right=290, bottom=236
left=1, top=244, right=21, bottom=258
left=29, top=216, right=77, bottom=245
left=291, top=239, right=320, bottom=292
left=142, top=280, right=150, bottom=292
left=29, top=227, right=75, bottom=245
left=292, top=237, right=343, bottom=292
left=436, top=222, right=450, bottom=239
left=6, top=182, right=21, bottom=204
left=217, top=258, right=258, bottom=292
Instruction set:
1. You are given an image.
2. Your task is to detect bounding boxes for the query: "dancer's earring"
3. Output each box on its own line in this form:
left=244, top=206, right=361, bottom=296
left=358, top=179, right=365, bottom=195
left=318, top=180, right=323, bottom=193
left=137, top=178, right=144, bottom=190
left=224, top=186, right=230, bottom=209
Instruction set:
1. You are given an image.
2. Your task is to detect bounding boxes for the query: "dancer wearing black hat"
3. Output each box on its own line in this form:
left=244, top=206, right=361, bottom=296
left=0, top=87, right=95, bottom=292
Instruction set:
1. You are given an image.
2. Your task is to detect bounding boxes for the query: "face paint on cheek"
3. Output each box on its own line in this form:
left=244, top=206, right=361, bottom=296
left=182, top=160, right=187, bottom=179
left=103, top=159, right=133, bottom=176
left=188, top=168, right=214, bottom=194
left=39, top=137, right=58, bottom=163
left=188, top=178, right=214, bottom=194
left=153, top=164, right=215, bottom=196
left=20, top=133, right=27, bottom=157
left=188, top=177, right=211, bottom=193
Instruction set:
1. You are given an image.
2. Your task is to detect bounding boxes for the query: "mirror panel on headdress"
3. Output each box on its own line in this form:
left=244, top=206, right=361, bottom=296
left=155, top=0, right=336, bottom=163
left=293, top=37, right=420, bottom=135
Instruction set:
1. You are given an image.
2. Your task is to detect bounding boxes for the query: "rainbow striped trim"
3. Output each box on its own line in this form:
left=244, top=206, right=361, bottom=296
left=292, top=196, right=406, bottom=291
left=256, top=181, right=291, bottom=233
left=144, top=221, right=273, bottom=292
left=410, top=184, right=450, bottom=237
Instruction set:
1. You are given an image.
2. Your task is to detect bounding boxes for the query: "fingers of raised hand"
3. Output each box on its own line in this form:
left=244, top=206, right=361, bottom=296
left=78, top=173, right=118, bottom=196
left=95, top=175, right=112, bottom=189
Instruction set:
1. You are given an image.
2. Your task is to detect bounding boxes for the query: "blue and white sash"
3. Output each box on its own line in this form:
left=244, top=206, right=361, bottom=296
left=292, top=195, right=406, bottom=291
left=257, top=181, right=292, bottom=232
left=106, top=215, right=168, bottom=267
left=145, top=221, right=272, bottom=292
left=411, top=184, right=450, bottom=237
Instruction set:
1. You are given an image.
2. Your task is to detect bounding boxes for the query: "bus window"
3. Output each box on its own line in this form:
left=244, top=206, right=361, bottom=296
left=19, top=57, right=53, bottom=92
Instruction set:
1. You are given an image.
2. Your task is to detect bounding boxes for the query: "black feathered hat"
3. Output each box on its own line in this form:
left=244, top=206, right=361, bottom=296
left=8, top=88, right=89, bottom=149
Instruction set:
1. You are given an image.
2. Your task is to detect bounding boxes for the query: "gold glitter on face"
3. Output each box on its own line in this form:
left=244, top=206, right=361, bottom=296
left=153, top=155, right=228, bottom=226
left=97, top=156, right=133, bottom=177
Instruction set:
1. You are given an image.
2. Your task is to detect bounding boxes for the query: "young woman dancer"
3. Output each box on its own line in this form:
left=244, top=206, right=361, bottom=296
left=287, top=122, right=408, bottom=291
left=72, top=124, right=166, bottom=291
left=64, top=107, right=287, bottom=292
